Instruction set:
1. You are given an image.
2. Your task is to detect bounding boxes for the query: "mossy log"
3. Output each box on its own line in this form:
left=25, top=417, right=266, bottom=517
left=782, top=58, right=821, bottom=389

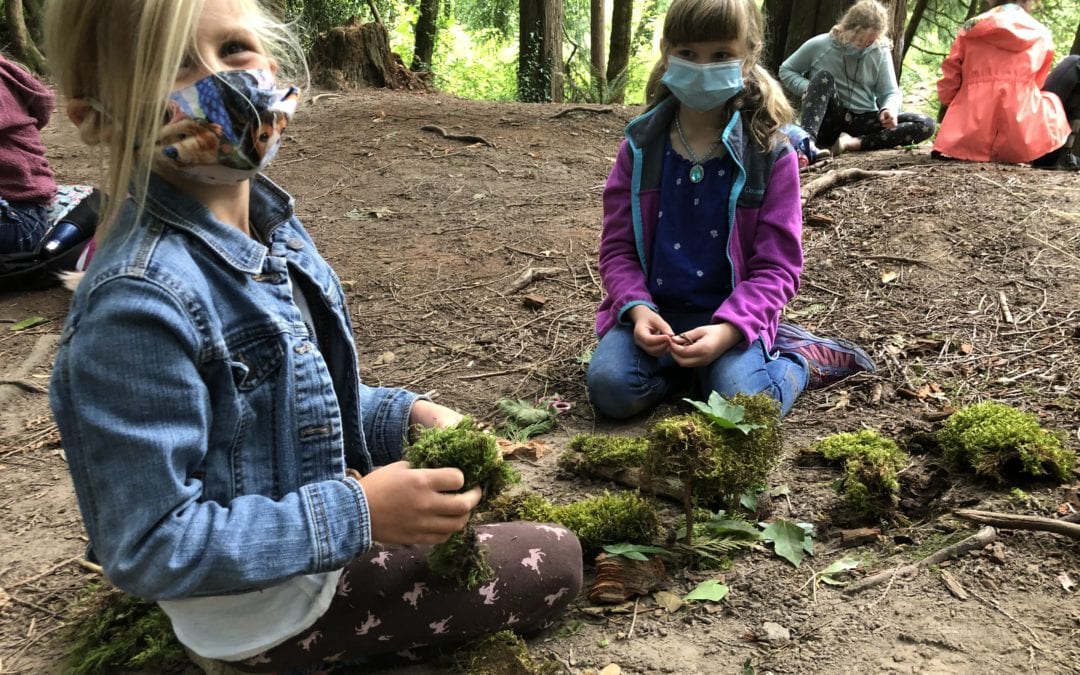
left=559, top=450, right=684, bottom=503
left=587, top=552, right=666, bottom=604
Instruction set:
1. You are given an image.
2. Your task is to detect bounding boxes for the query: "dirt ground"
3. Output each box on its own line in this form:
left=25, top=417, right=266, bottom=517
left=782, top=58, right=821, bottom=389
left=1, top=88, right=1078, bottom=674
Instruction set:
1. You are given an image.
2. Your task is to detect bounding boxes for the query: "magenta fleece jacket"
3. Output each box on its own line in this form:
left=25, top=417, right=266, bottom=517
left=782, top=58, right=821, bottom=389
left=595, top=98, right=803, bottom=353
left=0, top=56, right=56, bottom=204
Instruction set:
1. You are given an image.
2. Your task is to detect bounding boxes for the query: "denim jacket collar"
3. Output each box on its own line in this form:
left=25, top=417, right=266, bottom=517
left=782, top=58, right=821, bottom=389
left=141, top=173, right=295, bottom=275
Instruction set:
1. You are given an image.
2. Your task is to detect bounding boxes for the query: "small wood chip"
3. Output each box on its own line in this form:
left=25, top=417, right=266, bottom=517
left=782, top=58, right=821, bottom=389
left=838, top=527, right=881, bottom=548
left=521, top=293, right=548, bottom=309
left=940, top=570, right=968, bottom=600
left=989, top=541, right=1007, bottom=564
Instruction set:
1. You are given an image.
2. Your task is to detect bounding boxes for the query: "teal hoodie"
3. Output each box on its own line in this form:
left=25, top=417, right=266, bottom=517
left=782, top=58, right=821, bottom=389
left=779, top=33, right=902, bottom=117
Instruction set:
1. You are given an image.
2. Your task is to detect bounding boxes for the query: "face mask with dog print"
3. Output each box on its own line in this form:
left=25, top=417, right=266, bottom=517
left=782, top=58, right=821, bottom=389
left=157, top=69, right=299, bottom=184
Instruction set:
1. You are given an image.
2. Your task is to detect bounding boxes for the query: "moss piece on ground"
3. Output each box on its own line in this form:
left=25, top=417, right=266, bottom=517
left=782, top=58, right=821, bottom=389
left=453, top=630, right=562, bottom=674
left=937, top=401, right=1075, bottom=483
left=404, top=417, right=519, bottom=508
left=427, top=525, right=494, bottom=589
left=64, top=583, right=187, bottom=675
left=564, top=433, right=648, bottom=469
left=486, top=491, right=660, bottom=550
left=813, top=429, right=907, bottom=519
left=644, top=393, right=782, bottom=508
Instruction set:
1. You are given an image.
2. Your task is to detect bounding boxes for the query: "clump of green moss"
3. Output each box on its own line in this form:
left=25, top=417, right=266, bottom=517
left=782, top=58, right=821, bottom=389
left=643, top=393, right=782, bottom=543
left=453, top=630, right=562, bottom=675
left=486, top=491, right=661, bottom=550
left=405, top=418, right=519, bottom=508
left=563, top=433, right=649, bottom=468
left=64, top=583, right=187, bottom=675
left=813, top=429, right=907, bottom=519
left=405, top=419, right=520, bottom=587
left=936, top=401, right=1075, bottom=483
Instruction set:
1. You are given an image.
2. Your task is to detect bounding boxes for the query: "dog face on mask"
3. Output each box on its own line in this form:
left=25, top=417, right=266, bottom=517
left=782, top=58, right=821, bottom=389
left=158, top=119, right=226, bottom=167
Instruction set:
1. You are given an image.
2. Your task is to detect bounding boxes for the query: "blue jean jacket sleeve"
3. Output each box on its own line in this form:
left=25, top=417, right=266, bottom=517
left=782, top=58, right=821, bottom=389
left=358, top=384, right=424, bottom=467
left=50, top=276, right=372, bottom=601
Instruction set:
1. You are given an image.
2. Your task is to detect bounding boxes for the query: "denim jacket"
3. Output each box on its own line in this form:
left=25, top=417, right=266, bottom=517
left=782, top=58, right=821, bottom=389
left=50, top=174, right=420, bottom=601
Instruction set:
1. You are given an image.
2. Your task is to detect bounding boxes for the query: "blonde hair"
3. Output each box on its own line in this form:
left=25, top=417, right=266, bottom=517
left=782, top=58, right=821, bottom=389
left=645, top=0, right=793, bottom=150
left=44, top=0, right=306, bottom=238
left=830, top=0, right=893, bottom=48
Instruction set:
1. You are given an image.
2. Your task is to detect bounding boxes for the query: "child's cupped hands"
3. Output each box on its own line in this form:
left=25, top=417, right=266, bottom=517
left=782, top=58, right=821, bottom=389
left=360, top=461, right=482, bottom=545
left=630, top=306, right=676, bottom=357
left=668, top=322, right=742, bottom=368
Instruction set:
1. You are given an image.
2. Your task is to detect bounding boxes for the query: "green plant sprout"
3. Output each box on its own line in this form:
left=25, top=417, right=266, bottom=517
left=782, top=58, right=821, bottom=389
left=405, top=418, right=519, bottom=587
left=800, top=559, right=861, bottom=601
left=936, top=401, right=1075, bottom=483
left=495, top=396, right=566, bottom=442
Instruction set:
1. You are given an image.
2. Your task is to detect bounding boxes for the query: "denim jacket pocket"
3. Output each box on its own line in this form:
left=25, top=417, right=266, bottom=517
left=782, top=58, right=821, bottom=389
left=228, top=336, right=284, bottom=391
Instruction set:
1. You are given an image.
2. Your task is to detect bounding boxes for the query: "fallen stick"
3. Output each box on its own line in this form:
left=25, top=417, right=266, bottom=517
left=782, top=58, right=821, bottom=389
left=844, top=526, right=997, bottom=595
left=506, top=266, right=564, bottom=294
left=953, top=509, right=1080, bottom=540
left=550, top=106, right=614, bottom=119
left=420, top=124, right=494, bottom=147
left=997, top=291, right=1014, bottom=324
left=800, top=168, right=903, bottom=206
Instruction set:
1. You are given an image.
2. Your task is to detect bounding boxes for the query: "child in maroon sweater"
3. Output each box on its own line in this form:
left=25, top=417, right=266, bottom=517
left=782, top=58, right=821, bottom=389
left=0, top=54, right=57, bottom=255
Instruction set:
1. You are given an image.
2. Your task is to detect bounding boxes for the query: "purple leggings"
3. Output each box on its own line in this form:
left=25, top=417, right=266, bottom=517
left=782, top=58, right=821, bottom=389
left=229, top=522, right=582, bottom=673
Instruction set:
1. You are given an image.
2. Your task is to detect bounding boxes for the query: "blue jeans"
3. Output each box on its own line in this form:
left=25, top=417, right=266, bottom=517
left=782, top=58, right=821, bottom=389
left=587, top=312, right=809, bottom=419
left=0, top=197, right=49, bottom=254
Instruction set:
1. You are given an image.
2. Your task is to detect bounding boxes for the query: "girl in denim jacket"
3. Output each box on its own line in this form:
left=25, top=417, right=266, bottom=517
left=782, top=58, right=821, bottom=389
left=588, top=0, right=875, bottom=420
left=45, top=0, right=580, bottom=671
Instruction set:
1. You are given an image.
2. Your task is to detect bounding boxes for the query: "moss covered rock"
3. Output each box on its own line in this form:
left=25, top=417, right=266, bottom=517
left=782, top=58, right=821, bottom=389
left=813, top=429, right=907, bottom=519
left=937, top=401, right=1075, bottom=483
left=564, top=433, right=649, bottom=468
left=486, top=491, right=660, bottom=551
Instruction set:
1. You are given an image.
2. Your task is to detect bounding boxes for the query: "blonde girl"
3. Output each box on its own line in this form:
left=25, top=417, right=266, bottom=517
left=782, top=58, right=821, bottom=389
left=779, top=0, right=935, bottom=156
left=588, top=0, right=874, bottom=420
left=45, top=0, right=580, bottom=671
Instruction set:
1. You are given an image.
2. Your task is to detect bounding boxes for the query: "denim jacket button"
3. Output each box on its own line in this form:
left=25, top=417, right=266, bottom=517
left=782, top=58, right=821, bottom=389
left=286, top=238, right=305, bottom=251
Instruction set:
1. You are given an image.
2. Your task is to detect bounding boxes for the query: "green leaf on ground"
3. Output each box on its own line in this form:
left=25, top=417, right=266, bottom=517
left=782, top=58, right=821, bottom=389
left=761, top=519, right=810, bottom=567
left=11, top=316, right=47, bottom=331
left=684, top=579, right=730, bottom=603
left=817, top=559, right=860, bottom=586
left=602, top=543, right=670, bottom=561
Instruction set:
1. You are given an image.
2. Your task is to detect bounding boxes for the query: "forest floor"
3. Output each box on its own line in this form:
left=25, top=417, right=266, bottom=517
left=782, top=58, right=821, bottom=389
left=1, top=88, right=1078, bottom=675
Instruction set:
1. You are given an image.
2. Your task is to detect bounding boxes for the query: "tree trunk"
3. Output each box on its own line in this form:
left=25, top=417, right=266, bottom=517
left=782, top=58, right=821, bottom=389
left=311, top=18, right=429, bottom=90
left=902, top=0, right=929, bottom=64
left=590, top=0, right=607, bottom=98
left=411, top=0, right=439, bottom=71
left=888, top=0, right=906, bottom=78
left=606, top=0, right=633, bottom=103
left=518, top=0, right=563, bottom=102
left=964, top=0, right=982, bottom=21
left=763, top=0, right=795, bottom=75
left=1071, top=19, right=1080, bottom=55
left=5, top=0, right=47, bottom=73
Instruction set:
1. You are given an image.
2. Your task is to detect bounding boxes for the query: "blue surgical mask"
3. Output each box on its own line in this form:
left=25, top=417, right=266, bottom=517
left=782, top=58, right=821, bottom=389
left=661, top=56, right=744, bottom=112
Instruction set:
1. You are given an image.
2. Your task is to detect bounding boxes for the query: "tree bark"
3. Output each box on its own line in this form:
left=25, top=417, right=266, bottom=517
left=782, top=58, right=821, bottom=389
left=902, top=0, right=930, bottom=64
left=763, top=0, right=795, bottom=75
left=5, top=0, right=47, bottom=74
left=518, top=0, right=563, bottom=102
left=1071, top=19, right=1080, bottom=55
left=411, top=0, right=440, bottom=72
left=888, top=0, right=907, bottom=78
left=590, top=0, right=607, bottom=98
left=606, top=0, right=633, bottom=103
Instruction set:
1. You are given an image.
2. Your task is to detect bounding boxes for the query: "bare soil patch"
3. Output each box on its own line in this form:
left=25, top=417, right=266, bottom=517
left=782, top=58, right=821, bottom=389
left=1, top=89, right=1078, bottom=674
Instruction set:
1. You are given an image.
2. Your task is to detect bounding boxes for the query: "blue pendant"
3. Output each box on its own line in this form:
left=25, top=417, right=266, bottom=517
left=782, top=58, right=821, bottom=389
left=689, top=164, right=704, bottom=183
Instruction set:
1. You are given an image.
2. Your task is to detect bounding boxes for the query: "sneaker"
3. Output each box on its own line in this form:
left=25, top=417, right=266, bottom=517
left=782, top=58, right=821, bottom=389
left=774, top=323, right=876, bottom=389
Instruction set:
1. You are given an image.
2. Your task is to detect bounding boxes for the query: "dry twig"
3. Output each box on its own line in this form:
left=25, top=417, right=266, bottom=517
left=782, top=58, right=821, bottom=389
left=844, top=527, right=998, bottom=595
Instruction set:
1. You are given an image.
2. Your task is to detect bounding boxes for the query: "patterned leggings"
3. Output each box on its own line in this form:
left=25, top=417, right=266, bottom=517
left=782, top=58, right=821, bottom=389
left=799, top=71, right=935, bottom=151
left=228, top=522, right=583, bottom=673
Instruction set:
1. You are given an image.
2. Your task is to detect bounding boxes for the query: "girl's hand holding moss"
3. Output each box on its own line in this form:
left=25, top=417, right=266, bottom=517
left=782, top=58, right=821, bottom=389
left=360, top=461, right=482, bottom=545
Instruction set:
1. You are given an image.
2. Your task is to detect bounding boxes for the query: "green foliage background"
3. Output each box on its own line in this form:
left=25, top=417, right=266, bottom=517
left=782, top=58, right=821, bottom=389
left=276, top=0, right=1077, bottom=108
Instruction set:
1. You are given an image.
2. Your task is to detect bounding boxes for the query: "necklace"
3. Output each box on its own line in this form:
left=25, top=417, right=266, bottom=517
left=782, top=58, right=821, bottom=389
left=674, top=113, right=722, bottom=184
